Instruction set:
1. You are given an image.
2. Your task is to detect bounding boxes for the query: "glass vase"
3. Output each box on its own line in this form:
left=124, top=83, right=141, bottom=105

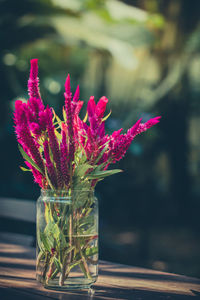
left=36, top=189, right=98, bottom=290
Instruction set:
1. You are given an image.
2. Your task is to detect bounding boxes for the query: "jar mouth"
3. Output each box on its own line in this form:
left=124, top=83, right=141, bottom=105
left=41, top=189, right=94, bottom=198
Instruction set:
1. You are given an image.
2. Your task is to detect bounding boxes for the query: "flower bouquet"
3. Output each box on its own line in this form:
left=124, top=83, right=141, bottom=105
left=14, top=59, right=160, bottom=290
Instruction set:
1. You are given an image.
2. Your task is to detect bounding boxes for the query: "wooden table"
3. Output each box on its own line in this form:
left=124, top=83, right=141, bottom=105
left=0, top=241, right=200, bottom=299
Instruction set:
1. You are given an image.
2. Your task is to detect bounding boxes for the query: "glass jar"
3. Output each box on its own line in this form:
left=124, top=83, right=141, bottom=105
left=36, top=189, right=98, bottom=290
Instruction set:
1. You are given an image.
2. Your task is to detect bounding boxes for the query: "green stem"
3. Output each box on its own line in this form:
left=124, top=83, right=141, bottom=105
left=59, top=204, right=73, bottom=286
left=76, top=239, right=92, bottom=279
left=64, top=265, right=71, bottom=280
left=36, top=251, right=44, bottom=267
left=46, top=256, right=55, bottom=284
left=42, top=253, right=50, bottom=282
left=51, top=268, right=60, bottom=280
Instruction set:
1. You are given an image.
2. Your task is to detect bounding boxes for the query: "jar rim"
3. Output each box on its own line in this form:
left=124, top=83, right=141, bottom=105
left=41, top=189, right=95, bottom=196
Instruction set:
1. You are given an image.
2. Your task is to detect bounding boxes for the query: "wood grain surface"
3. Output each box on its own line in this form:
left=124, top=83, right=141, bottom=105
left=0, top=242, right=200, bottom=299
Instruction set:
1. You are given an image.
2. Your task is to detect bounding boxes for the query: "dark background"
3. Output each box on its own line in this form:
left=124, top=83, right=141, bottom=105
left=0, top=0, right=200, bottom=278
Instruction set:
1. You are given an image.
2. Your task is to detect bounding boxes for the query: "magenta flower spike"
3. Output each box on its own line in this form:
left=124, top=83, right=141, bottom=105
left=14, top=100, right=45, bottom=174
left=28, top=97, right=44, bottom=117
left=87, top=96, right=96, bottom=117
left=96, top=96, right=108, bottom=119
left=136, top=116, right=161, bottom=136
left=60, top=129, right=69, bottom=186
left=18, top=125, right=45, bottom=173
left=14, top=100, right=28, bottom=128
left=14, top=58, right=160, bottom=190
left=71, top=85, right=81, bottom=117
left=127, top=118, right=142, bottom=138
left=28, top=59, right=41, bottom=100
left=87, top=96, right=99, bottom=137
left=43, top=140, right=58, bottom=188
left=64, top=74, right=75, bottom=164
left=45, top=106, right=63, bottom=188
left=30, top=59, right=38, bottom=80
left=73, top=85, right=80, bottom=102
left=25, top=161, right=44, bottom=188
left=65, top=74, right=71, bottom=96
left=74, top=101, right=83, bottom=116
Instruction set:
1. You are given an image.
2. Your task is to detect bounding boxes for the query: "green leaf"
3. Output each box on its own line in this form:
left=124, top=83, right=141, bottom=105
left=18, top=145, right=43, bottom=175
left=86, top=169, right=122, bottom=179
left=48, top=145, right=54, bottom=162
left=40, top=232, right=53, bottom=252
left=79, top=261, right=88, bottom=278
left=44, top=166, right=55, bottom=190
left=44, top=204, right=53, bottom=224
left=72, top=189, right=91, bottom=210
left=79, top=215, right=94, bottom=229
left=54, top=257, right=61, bottom=272
left=69, top=258, right=82, bottom=270
left=37, top=229, right=45, bottom=252
left=94, top=144, right=108, bottom=164
left=65, top=245, right=75, bottom=255
left=102, top=110, right=112, bottom=121
left=74, top=163, right=94, bottom=178
left=79, top=215, right=96, bottom=235
left=52, top=108, right=63, bottom=126
left=54, top=129, right=62, bottom=142
left=83, top=111, right=88, bottom=123
left=78, top=144, right=89, bottom=164
left=57, top=229, right=68, bottom=250
left=85, top=246, right=98, bottom=257
left=45, top=220, right=67, bottom=250
left=20, top=166, right=31, bottom=172
left=63, top=107, right=67, bottom=122
left=75, top=147, right=88, bottom=164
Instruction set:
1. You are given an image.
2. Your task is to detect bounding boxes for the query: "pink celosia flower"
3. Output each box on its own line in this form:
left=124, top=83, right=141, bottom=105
left=28, top=59, right=41, bottom=100
left=71, top=85, right=80, bottom=116
left=28, top=97, right=44, bottom=118
left=43, top=140, right=58, bottom=188
left=45, top=106, right=63, bottom=188
left=136, top=116, right=161, bottom=135
left=14, top=59, right=160, bottom=190
left=14, top=101, right=45, bottom=174
left=25, top=162, right=45, bottom=188
left=96, top=96, right=108, bottom=119
left=64, top=74, right=75, bottom=164
left=108, top=117, right=161, bottom=163
left=60, top=128, right=69, bottom=186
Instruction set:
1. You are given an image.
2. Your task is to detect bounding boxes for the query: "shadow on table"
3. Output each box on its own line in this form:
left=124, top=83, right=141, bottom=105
left=0, top=244, right=199, bottom=300
left=0, top=285, right=199, bottom=300
left=99, top=266, right=200, bottom=284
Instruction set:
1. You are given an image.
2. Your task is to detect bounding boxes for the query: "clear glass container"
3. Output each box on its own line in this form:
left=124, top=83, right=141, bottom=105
left=36, top=189, right=98, bottom=290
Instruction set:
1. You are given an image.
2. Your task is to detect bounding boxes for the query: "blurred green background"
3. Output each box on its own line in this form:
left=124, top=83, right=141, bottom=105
left=0, top=0, right=200, bottom=278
